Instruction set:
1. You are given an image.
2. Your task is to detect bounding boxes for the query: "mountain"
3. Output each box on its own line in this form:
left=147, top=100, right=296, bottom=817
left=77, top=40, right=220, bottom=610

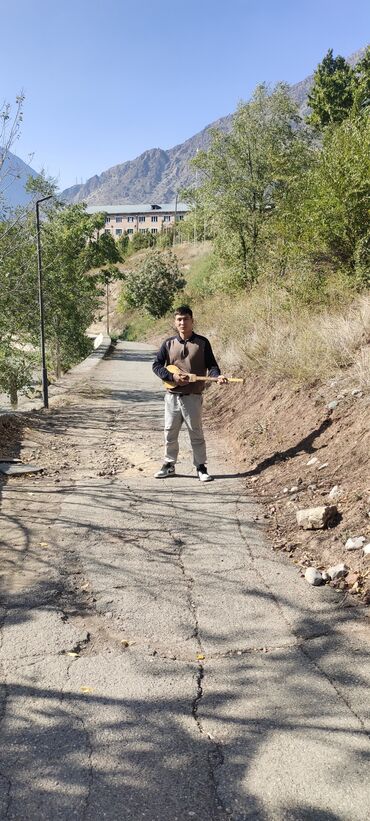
left=0, top=150, right=40, bottom=214
left=57, top=45, right=364, bottom=206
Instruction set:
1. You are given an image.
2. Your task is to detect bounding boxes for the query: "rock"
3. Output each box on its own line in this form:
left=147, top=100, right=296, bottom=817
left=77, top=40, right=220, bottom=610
left=296, top=505, right=338, bottom=530
left=362, top=544, right=370, bottom=555
left=328, top=485, right=341, bottom=500
left=321, top=572, right=331, bottom=582
left=306, top=457, right=319, bottom=466
left=305, top=567, right=323, bottom=586
left=283, top=487, right=289, bottom=494
left=351, top=388, right=362, bottom=396
left=290, top=486, right=299, bottom=493
left=318, top=462, right=329, bottom=470
left=327, top=400, right=338, bottom=411
left=328, top=563, right=349, bottom=580
left=308, top=484, right=317, bottom=491
left=344, top=536, right=366, bottom=551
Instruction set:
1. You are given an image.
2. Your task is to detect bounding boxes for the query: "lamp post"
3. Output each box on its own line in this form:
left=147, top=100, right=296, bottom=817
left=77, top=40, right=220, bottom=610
left=173, top=192, right=178, bottom=247
left=35, top=195, right=52, bottom=409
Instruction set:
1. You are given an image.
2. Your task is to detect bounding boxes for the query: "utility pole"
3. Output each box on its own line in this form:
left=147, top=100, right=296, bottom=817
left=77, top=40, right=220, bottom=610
left=35, top=195, right=52, bottom=409
left=173, top=193, right=178, bottom=247
left=106, top=279, right=110, bottom=335
left=194, top=148, right=199, bottom=246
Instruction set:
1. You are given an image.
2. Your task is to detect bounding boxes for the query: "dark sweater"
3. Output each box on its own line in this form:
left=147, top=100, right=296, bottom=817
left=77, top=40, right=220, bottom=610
left=152, top=332, right=221, bottom=394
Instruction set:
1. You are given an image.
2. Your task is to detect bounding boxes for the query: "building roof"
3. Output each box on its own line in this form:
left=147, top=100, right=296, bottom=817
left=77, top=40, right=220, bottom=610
left=86, top=202, right=190, bottom=215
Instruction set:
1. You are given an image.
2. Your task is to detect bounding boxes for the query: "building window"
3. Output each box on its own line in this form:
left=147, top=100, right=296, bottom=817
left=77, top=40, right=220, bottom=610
left=127, top=228, right=134, bottom=234
left=139, top=228, right=146, bottom=233
left=116, top=216, right=122, bottom=223
left=151, top=228, right=158, bottom=234
left=127, top=216, right=135, bottom=223
left=105, top=216, right=110, bottom=224
left=179, top=214, right=184, bottom=220
left=163, top=215, right=171, bottom=222
left=138, top=216, right=145, bottom=222
left=115, top=229, right=122, bottom=236
left=151, top=215, right=158, bottom=223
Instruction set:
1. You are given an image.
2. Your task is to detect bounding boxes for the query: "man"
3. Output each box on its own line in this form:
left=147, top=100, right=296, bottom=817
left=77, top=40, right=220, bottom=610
left=152, top=305, right=227, bottom=482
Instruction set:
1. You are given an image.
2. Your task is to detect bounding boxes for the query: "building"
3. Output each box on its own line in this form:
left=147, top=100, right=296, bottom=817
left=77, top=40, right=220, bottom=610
left=86, top=202, right=190, bottom=238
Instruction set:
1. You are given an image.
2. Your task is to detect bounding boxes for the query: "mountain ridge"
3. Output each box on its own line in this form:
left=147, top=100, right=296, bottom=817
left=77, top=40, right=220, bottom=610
left=60, top=47, right=366, bottom=206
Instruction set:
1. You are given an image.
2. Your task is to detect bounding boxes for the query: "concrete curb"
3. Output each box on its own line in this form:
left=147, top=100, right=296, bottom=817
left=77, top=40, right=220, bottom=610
left=0, top=334, right=112, bottom=417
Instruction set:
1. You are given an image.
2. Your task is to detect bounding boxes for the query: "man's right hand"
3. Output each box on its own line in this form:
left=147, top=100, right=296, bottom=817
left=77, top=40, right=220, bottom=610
left=172, top=371, right=190, bottom=385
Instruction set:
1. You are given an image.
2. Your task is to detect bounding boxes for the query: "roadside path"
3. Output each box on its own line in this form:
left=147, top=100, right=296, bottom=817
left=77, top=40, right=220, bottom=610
left=0, top=341, right=369, bottom=820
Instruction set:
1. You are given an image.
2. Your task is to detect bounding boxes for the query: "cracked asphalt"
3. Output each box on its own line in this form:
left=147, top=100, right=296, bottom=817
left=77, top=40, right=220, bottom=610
left=0, top=341, right=369, bottom=820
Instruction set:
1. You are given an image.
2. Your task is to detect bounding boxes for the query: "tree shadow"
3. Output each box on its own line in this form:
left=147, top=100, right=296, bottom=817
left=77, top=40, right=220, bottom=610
left=212, top=417, right=333, bottom=480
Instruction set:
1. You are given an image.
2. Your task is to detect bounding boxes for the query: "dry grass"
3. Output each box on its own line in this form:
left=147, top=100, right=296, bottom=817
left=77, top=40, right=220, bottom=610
left=100, top=239, right=370, bottom=391
left=196, top=287, right=370, bottom=387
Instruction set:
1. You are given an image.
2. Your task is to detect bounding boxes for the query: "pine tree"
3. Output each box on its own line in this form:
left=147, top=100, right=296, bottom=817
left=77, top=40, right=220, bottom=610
left=352, top=46, right=370, bottom=114
left=307, top=49, right=354, bottom=129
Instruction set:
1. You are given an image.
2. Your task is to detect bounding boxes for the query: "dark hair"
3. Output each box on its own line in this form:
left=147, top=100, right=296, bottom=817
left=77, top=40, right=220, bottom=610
left=174, top=305, right=193, bottom=318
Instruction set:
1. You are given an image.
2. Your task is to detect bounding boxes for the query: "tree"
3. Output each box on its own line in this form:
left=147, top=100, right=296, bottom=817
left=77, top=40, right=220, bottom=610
left=188, top=84, right=314, bottom=285
left=130, top=230, right=157, bottom=252
left=352, top=46, right=370, bottom=114
left=92, top=265, right=126, bottom=334
left=123, top=250, right=185, bottom=317
left=307, top=49, right=354, bottom=129
left=38, top=204, right=112, bottom=376
left=0, top=93, right=25, bottom=217
left=301, top=114, right=370, bottom=282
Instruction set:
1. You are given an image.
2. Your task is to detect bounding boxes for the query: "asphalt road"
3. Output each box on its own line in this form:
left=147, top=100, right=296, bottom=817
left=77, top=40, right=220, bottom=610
left=0, top=341, right=369, bottom=820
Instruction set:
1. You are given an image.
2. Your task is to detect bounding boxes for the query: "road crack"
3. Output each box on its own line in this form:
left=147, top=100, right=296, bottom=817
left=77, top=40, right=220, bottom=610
left=169, top=527, right=230, bottom=819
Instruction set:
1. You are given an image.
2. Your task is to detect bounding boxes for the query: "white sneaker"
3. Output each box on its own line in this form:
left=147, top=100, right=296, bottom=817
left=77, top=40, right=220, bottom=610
left=154, top=462, right=175, bottom=478
left=197, top=464, right=213, bottom=482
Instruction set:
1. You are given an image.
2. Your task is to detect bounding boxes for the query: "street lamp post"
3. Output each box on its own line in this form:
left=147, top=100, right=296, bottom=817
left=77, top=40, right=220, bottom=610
left=35, top=195, right=52, bottom=409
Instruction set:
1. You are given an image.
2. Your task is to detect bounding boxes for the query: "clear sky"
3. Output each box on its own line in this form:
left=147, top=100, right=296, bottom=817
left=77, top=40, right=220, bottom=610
left=1, top=0, right=369, bottom=190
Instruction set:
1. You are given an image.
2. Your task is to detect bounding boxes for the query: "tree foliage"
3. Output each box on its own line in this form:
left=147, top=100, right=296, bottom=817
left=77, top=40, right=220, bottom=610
left=302, top=114, right=370, bottom=282
left=307, top=49, right=354, bottom=129
left=123, top=250, right=185, bottom=317
left=0, top=200, right=117, bottom=400
left=188, top=84, right=314, bottom=285
left=352, top=45, right=370, bottom=114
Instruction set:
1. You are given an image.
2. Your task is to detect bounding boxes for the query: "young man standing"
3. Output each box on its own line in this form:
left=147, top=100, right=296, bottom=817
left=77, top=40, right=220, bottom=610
left=152, top=305, right=227, bottom=481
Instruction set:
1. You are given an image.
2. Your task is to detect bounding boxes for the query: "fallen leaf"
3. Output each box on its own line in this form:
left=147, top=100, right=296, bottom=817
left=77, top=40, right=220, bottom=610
left=80, top=686, right=93, bottom=694
left=66, top=651, right=79, bottom=657
left=40, top=542, right=49, bottom=548
left=196, top=653, right=205, bottom=661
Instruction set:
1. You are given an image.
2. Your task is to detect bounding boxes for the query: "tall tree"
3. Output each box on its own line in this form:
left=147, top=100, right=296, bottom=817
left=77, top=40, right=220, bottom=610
left=307, top=49, right=354, bottom=129
left=302, top=114, right=370, bottom=282
left=352, top=46, right=370, bottom=114
left=188, top=84, right=314, bottom=285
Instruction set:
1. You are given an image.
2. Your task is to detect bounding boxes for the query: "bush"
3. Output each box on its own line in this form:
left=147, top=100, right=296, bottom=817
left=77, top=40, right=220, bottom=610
left=123, top=250, right=185, bottom=318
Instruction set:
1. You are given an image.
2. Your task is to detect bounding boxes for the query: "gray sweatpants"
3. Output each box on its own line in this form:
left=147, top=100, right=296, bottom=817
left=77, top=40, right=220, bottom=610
left=164, top=392, right=206, bottom=467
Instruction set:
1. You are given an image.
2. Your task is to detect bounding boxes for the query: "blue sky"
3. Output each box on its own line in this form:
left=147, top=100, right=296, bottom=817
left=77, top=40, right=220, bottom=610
left=1, top=0, right=369, bottom=190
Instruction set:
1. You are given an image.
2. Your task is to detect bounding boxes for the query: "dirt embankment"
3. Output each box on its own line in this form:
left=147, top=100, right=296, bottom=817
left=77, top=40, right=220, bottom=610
left=205, top=368, right=370, bottom=606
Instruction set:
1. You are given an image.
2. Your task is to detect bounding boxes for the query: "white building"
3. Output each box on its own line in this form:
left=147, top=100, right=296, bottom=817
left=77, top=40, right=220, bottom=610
left=86, top=202, right=190, bottom=238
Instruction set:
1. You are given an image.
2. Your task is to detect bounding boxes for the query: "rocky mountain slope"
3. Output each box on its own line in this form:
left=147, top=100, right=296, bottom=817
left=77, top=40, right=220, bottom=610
left=61, top=47, right=366, bottom=206
left=0, top=150, right=39, bottom=214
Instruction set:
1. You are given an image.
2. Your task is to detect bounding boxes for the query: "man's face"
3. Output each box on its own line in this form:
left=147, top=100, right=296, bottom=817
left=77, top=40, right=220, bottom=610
left=175, top=313, right=193, bottom=339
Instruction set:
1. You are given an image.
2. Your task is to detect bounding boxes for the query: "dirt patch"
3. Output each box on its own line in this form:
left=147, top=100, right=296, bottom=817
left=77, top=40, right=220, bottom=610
left=205, top=371, right=370, bottom=606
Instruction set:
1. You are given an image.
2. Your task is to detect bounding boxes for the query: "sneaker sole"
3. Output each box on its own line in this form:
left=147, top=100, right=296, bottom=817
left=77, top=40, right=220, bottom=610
left=154, top=473, right=176, bottom=479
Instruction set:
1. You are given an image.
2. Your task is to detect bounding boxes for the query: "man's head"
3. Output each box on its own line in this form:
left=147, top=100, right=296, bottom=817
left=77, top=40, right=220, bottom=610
left=174, top=305, right=193, bottom=340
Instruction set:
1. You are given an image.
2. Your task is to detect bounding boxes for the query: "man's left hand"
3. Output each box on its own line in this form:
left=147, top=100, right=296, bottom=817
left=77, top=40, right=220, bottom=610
left=217, top=375, right=228, bottom=384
